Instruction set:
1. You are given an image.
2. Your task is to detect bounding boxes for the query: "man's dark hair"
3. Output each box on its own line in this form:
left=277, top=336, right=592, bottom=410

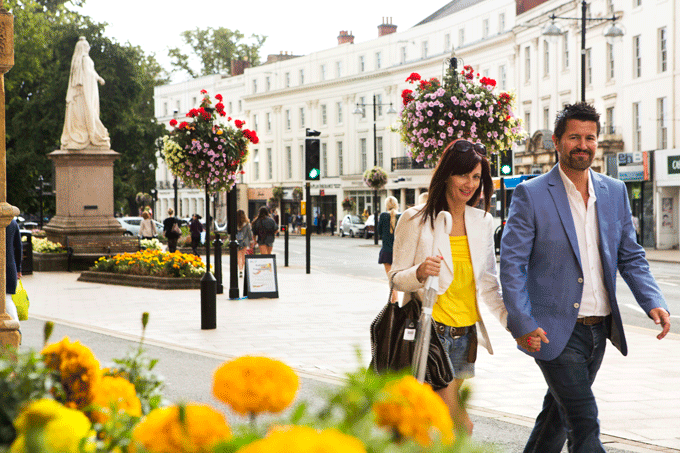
left=553, top=102, right=601, bottom=140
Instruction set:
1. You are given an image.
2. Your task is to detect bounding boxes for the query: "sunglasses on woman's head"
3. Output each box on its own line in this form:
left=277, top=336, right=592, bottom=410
left=453, top=140, right=487, bottom=156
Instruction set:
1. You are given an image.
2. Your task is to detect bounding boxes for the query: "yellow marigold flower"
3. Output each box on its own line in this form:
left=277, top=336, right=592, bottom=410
left=238, top=426, right=366, bottom=453
left=130, top=404, right=230, bottom=453
left=91, top=375, right=142, bottom=423
left=11, top=399, right=94, bottom=453
left=212, top=356, right=299, bottom=415
left=373, top=375, right=454, bottom=446
left=41, top=337, right=101, bottom=410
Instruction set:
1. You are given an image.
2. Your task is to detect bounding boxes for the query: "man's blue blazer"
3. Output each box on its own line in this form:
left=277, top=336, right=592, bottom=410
left=500, top=165, right=668, bottom=361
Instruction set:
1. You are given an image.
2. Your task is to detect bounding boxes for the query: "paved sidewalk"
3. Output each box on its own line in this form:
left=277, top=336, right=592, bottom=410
left=20, top=257, right=680, bottom=452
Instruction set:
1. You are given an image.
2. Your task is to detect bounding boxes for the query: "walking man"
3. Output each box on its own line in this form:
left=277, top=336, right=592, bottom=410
left=500, top=103, right=671, bottom=453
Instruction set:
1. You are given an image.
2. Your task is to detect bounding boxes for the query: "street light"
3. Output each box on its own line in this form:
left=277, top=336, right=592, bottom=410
left=542, top=0, right=624, bottom=102
left=353, top=95, right=397, bottom=245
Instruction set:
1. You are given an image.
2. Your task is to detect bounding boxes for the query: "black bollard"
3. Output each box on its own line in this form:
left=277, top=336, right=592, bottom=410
left=284, top=223, right=289, bottom=267
left=200, top=271, right=217, bottom=329
left=214, top=233, right=223, bottom=294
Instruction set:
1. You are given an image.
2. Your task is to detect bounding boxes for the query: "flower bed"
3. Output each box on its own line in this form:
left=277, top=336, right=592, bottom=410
left=1, top=315, right=489, bottom=453
left=91, top=249, right=205, bottom=278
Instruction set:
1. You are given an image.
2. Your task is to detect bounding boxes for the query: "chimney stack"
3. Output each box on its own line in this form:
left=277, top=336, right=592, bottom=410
left=231, top=59, right=250, bottom=76
left=337, top=30, right=355, bottom=45
left=378, top=17, right=397, bottom=37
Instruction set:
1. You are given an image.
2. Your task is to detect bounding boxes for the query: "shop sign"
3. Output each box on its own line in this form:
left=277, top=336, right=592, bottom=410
left=668, top=155, right=680, bottom=175
left=617, top=152, right=648, bottom=181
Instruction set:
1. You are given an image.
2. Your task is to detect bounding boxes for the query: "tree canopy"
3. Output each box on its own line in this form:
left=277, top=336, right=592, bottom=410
left=5, top=0, right=168, bottom=216
left=168, top=27, right=266, bottom=77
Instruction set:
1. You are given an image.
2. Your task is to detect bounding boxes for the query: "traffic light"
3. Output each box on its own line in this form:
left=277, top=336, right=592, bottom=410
left=305, top=129, right=321, bottom=181
left=489, top=153, right=499, bottom=178
left=500, top=150, right=513, bottom=176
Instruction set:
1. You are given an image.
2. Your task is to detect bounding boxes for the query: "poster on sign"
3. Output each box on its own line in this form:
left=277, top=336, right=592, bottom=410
left=244, top=255, right=279, bottom=299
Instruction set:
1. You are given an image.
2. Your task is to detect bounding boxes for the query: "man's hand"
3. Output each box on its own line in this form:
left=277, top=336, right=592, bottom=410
left=516, top=328, right=549, bottom=353
left=649, top=307, right=671, bottom=340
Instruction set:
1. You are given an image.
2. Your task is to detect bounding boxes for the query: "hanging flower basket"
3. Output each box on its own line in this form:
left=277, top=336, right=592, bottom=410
left=342, top=197, right=356, bottom=212
left=162, top=90, right=259, bottom=192
left=363, top=166, right=388, bottom=190
left=397, top=66, right=527, bottom=168
left=272, top=186, right=284, bottom=201
left=292, top=187, right=303, bottom=202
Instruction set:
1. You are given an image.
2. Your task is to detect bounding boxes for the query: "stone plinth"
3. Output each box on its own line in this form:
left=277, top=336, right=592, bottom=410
left=45, top=148, right=124, bottom=244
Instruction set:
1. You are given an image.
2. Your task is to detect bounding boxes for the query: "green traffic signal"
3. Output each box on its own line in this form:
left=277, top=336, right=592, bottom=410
left=308, top=168, right=320, bottom=179
left=501, top=164, right=512, bottom=175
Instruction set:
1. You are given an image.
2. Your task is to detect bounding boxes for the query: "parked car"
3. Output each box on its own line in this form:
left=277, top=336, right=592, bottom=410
left=363, top=214, right=375, bottom=239
left=117, top=217, right=163, bottom=237
left=340, top=215, right=365, bottom=238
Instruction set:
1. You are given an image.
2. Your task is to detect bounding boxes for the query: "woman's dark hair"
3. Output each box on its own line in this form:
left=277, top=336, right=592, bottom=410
left=419, top=140, right=493, bottom=227
left=256, top=206, right=270, bottom=220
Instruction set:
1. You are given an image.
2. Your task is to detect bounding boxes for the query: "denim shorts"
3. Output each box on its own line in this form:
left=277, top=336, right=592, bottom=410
left=437, top=325, right=476, bottom=380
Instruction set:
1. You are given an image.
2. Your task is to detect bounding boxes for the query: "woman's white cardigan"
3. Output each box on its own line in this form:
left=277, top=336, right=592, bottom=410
left=388, top=204, right=507, bottom=354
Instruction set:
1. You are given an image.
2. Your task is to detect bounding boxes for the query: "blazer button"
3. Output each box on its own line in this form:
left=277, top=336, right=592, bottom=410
left=574, top=303, right=580, bottom=308
left=577, top=278, right=584, bottom=283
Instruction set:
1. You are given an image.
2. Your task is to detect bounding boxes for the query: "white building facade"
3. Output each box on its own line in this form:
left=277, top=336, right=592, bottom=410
left=155, top=0, right=678, bottom=246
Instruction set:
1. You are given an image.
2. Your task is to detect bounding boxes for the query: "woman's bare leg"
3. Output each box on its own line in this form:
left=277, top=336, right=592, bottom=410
left=435, top=378, right=473, bottom=436
left=237, top=249, right=246, bottom=271
left=383, top=263, right=398, bottom=303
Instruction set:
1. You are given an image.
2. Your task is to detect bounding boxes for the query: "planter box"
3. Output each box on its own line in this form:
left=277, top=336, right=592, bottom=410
left=33, top=252, right=69, bottom=272
left=78, top=271, right=201, bottom=290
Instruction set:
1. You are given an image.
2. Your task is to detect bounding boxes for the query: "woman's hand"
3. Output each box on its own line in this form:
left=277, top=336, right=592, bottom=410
left=416, top=255, right=443, bottom=283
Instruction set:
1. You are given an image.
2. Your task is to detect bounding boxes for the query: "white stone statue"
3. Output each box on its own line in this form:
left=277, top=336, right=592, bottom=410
left=61, top=37, right=111, bottom=150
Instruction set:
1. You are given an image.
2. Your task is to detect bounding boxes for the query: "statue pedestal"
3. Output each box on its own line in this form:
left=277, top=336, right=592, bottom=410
left=45, top=148, right=124, bottom=244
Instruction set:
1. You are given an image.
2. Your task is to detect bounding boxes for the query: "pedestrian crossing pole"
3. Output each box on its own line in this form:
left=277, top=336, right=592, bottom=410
left=305, top=182, right=311, bottom=274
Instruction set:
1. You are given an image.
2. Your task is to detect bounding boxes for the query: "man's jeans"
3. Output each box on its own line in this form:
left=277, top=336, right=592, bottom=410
left=524, top=321, right=608, bottom=453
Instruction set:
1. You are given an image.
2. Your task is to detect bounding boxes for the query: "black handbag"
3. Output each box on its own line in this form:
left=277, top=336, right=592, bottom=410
left=369, top=289, right=454, bottom=390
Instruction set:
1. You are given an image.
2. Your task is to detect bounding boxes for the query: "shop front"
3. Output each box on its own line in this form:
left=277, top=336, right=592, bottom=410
left=654, top=149, right=680, bottom=250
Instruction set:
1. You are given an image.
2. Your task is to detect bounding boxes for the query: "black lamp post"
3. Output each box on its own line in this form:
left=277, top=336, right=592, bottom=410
left=542, top=1, right=624, bottom=102
left=353, top=95, right=397, bottom=245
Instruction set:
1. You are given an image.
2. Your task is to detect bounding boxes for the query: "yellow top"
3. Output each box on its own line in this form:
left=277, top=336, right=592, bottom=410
left=432, top=236, right=479, bottom=327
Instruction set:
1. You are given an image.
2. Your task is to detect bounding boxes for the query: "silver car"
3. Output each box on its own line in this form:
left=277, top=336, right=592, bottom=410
left=340, top=215, right=365, bottom=238
left=117, top=216, right=163, bottom=237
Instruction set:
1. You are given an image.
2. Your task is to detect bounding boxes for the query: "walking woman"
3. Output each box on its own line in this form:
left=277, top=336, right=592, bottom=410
left=163, top=208, right=181, bottom=253
left=390, top=139, right=535, bottom=435
left=138, top=211, right=156, bottom=239
left=189, top=214, right=203, bottom=256
left=236, top=210, right=253, bottom=278
left=378, top=196, right=400, bottom=303
left=252, top=207, right=277, bottom=255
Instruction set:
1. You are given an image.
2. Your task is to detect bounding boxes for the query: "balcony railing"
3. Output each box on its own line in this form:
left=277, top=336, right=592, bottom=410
left=391, top=156, right=428, bottom=171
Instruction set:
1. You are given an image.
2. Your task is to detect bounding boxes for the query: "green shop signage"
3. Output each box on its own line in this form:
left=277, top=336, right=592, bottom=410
left=669, top=155, right=680, bottom=175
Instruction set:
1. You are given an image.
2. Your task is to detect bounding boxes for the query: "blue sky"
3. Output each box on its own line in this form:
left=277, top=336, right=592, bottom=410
left=72, top=0, right=440, bottom=78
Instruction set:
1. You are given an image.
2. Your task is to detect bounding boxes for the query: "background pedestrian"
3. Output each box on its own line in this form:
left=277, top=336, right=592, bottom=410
left=329, top=213, right=336, bottom=236
left=236, top=209, right=253, bottom=278
left=163, top=208, right=180, bottom=253
left=189, top=214, right=203, bottom=256
left=252, top=207, right=277, bottom=255
left=378, top=196, right=400, bottom=303
left=5, top=218, right=22, bottom=326
left=138, top=210, right=156, bottom=239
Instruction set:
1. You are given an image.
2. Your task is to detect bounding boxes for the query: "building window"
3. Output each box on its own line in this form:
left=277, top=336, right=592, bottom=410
left=359, top=55, right=365, bottom=72
left=360, top=138, right=367, bottom=172
left=163, top=102, right=168, bottom=116
left=253, top=149, right=260, bottom=180
left=524, top=111, right=531, bottom=136
left=266, top=76, right=271, bottom=91
left=377, top=136, right=383, bottom=168
left=633, top=35, right=641, bottom=78
left=606, top=106, right=615, bottom=134
left=321, top=104, right=327, bottom=125
left=321, top=64, right=327, bottom=81
left=285, top=72, right=291, bottom=87
left=543, top=40, right=550, bottom=76
left=659, top=27, right=667, bottom=72
left=421, top=41, right=428, bottom=59
left=634, top=0, right=641, bottom=7
left=606, top=43, right=615, bottom=80
left=192, top=96, right=197, bottom=107
left=543, top=107, right=550, bottom=130
left=586, top=48, right=592, bottom=85
left=266, top=112, right=271, bottom=132
left=400, top=46, right=407, bottom=64
left=285, top=109, right=291, bottom=130
left=286, top=146, right=292, bottom=179
left=336, top=61, right=342, bottom=77
left=238, top=100, right=242, bottom=111
left=228, top=102, right=232, bottom=114
left=358, top=96, right=366, bottom=118
left=337, top=141, right=343, bottom=176
left=632, top=102, right=641, bottom=151
left=252, top=79, right=257, bottom=93
left=483, top=19, right=489, bottom=38
left=299, top=107, right=305, bottom=128
left=563, top=32, right=569, bottom=69
left=499, top=64, right=507, bottom=90
left=444, top=34, right=450, bottom=51
left=525, top=46, right=531, bottom=83
left=266, top=148, right=272, bottom=180
left=299, top=69, right=304, bottom=85
left=337, top=102, right=343, bottom=124
left=376, top=94, right=383, bottom=116
left=176, top=100, right=180, bottom=112
left=375, top=52, right=382, bottom=69
left=658, top=97, right=668, bottom=149
left=322, top=142, right=328, bottom=176
left=499, top=13, right=505, bottom=32
left=253, top=114, right=259, bottom=132
left=459, top=28, right=465, bottom=47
